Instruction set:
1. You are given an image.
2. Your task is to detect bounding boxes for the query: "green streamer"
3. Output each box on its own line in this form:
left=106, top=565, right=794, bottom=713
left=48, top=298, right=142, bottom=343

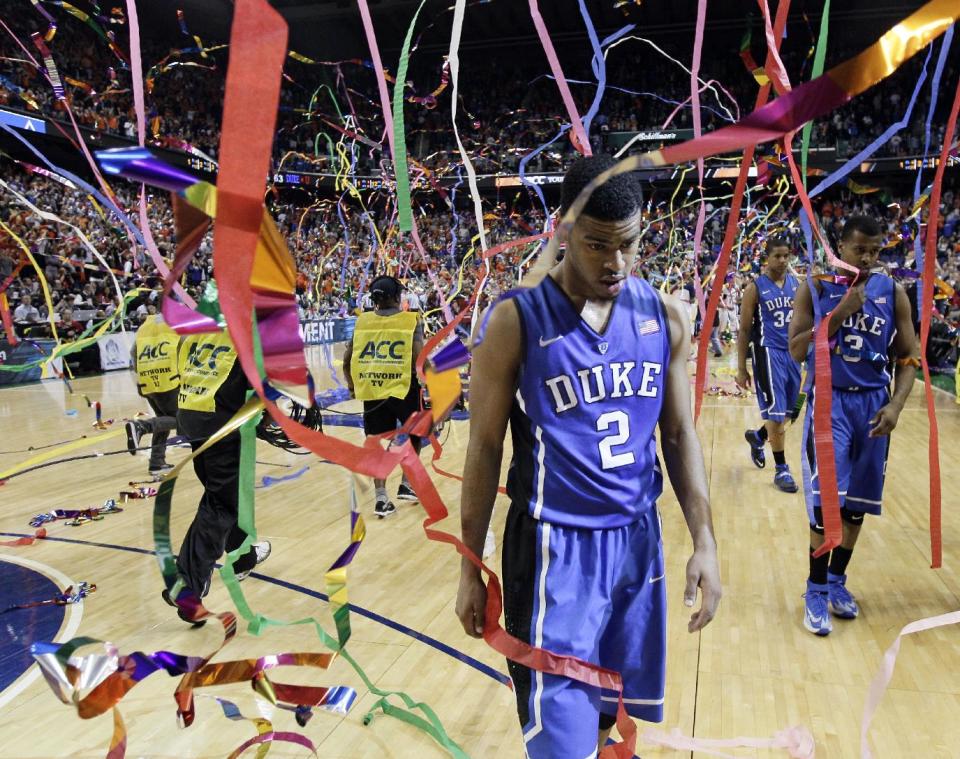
left=800, top=0, right=831, bottom=188
left=0, top=288, right=143, bottom=372
left=216, top=311, right=466, bottom=755
left=391, top=0, right=428, bottom=233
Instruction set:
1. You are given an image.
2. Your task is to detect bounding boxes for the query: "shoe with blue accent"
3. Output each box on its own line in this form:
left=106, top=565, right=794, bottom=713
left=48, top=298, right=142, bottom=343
left=744, top=429, right=766, bottom=468
left=774, top=464, right=798, bottom=493
left=803, top=581, right=832, bottom=636
left=827, top=572, right=859, bottom=619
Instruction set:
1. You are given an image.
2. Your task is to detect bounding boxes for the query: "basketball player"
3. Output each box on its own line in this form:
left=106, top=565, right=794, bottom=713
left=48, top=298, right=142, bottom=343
left=789, top=215, right=917, bottom=636
left=455, top=156, right=721, bottom=757
left=126, top=309, right=179, bottom=475
left=343, top=275, right=423, bottom=517
left=162, top=323, right=270, bottom=621
left=736, top=237, right=802, bottom=492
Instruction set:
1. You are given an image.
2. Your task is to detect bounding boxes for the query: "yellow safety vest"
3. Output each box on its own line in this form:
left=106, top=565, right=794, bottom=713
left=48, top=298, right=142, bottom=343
left=134, top=316, right=180, bottom=395
left=351, top=311, right=418, bottom=400
left=178, top=331, right=238, bottom=413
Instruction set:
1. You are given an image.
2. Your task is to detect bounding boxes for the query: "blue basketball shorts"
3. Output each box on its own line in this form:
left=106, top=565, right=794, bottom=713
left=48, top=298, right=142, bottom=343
left=502, top=503, right=666, bottom=759
left=806, top=386, right=891, bottom=518
left=751, top=344, right=801, bottom=422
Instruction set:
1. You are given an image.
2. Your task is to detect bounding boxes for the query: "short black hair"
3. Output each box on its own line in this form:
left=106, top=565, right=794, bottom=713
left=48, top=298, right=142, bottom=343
left=560, top=155, right=641, bottom=221
left=369, top=274, right=402, bottom=306
left=841, top=215, right=882, bottom=241
left=765, top=235, right=791, bottom=255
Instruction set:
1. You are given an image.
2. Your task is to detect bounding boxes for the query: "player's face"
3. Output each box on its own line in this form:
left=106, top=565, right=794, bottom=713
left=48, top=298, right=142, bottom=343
left=839, top=230, right=882, bottom=271
left=566, top=211, right=641, bottom=299
left=765, top=246, right=791, bottom=278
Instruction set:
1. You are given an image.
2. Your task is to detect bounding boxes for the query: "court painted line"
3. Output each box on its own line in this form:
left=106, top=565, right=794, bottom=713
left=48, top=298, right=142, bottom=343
left=0, top=553, right=84, bottom=710
left=0, top=532, right=511, bottom=687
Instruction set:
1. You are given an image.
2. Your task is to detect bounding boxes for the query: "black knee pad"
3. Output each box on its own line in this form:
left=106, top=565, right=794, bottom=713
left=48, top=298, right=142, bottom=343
left=840, top=508, right=864, bottom=526
left=809, top=506, right=824, bottom=534
left=599, top=712, right=617, bottom=731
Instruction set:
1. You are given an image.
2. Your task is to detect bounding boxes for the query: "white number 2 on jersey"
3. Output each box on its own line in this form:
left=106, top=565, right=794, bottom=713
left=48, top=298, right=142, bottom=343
left=596, top=410, right=635, bottom=470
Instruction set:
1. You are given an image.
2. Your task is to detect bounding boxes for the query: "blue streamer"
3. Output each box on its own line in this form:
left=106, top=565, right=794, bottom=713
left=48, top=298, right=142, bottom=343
left=913, top=26, right=953, bottom=305
left=518, top=124, right=570, bottom=221
left=575, top=0, right=605, bottom=140
left=806, top=44, right=935, bottom=200
left=0, top=123, right=154, bottom=256
left=256, top=465, right=310, bottom=489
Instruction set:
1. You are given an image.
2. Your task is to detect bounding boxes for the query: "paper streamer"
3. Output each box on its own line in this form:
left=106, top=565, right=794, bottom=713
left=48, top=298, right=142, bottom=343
left=256, top=465, right=310, bottom=488
left=799, top=0, right=831, bottom=185
left=861, top=610, right=960, bottom=757
left=447, top=0, right=488, bottom=253
left=390, top=0, right=427, bottom=234
left=688, top=0, right=788, bottom=423
left=916, top=72, right=959, bottom=568
left=529, top=0, right=591, bottom=155
left=0, top=429, right=125, bottom=482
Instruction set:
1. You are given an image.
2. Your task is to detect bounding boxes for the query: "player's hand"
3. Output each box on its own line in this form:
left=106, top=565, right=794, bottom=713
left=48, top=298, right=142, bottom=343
left=684, top=546, right=722, bottom=633
left=455, top=569, right=487, bottom=638
left=735, top=368, right=751, bottom=390
left=869, top=403, right=901, bottom=437
left=840, top=283, right=867, bottom=316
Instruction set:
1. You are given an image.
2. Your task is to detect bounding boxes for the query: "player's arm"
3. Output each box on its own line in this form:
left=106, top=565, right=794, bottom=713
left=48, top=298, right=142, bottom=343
left=870, top=283, right=918, bottom=437
left=789, top=278, right=867, bottom=362
left=342, top=337, right=355, bottom=397
left=412, top=320, right=425, bottom=379
left=455, top=299, right=521, bottom=638
left=657, top=293, right=721, bottom=633
left=735, top=281, right=757, bottom=389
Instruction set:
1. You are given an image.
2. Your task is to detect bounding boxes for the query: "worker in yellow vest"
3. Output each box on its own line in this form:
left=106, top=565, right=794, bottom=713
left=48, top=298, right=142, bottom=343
left=343, top=274, right=424, bottom=517
left=126, top=312, right=180, bottom=475
left=161, top=325, right=270, bottom=621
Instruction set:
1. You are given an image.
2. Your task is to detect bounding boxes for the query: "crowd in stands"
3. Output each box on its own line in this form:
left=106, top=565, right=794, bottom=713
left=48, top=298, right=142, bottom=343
left=1, top=2, right=957, bottom=180
left=0, top=3, right=958, bottom=376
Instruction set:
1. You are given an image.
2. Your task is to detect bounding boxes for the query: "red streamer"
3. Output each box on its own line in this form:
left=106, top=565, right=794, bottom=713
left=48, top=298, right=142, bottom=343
left=917, top=74, right=959, bottom=568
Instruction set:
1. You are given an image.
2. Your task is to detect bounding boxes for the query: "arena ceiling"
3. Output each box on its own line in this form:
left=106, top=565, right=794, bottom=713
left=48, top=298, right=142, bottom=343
left=139, top=0, right=929, bottom=61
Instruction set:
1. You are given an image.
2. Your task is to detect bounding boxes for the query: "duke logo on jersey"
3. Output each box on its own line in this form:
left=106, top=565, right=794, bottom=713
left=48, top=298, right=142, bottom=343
left=507, top=275, right=670, bottom=529
left=818, top=273, right=896, bottom=389
left=753, top=273, right=798, bottom=350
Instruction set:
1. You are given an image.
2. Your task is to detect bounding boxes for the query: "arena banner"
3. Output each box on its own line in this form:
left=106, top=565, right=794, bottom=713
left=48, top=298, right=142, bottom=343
left=606, top=128, right=695, bottom=150
left=298, top=317, right=356, bottom=345
left=97, top=331, right=135, bottom=371
left=0, top=339, right=62, bottom=385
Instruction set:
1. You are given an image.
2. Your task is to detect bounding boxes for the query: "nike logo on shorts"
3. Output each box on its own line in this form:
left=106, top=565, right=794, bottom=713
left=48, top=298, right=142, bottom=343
left=649, top=573, right=665, bottom=584
left=539, top=335, right=563, bottom=347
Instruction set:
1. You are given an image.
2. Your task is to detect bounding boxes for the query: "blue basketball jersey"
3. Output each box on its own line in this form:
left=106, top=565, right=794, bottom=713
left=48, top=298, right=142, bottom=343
left=507, top=275, right=670, bottom=529
left=752, top=273, right=798, bottom=350
left=818, top=273, right=897, bottom=390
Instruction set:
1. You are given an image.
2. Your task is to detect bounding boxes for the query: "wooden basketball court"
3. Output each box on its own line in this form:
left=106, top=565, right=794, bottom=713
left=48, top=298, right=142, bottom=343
left=1, top=346, right=958, bottom=758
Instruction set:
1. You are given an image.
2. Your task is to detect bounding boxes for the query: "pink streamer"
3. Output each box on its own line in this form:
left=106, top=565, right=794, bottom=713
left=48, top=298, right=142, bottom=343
left=354, top=0, right=453, bottom=323
left=125, top=0, right=196, bottom=307
left=643, top=725, right=815, bottom=759
left=662, top=80, right=736, bottom=130
left=528, top=0, right=592, bottom=156
left=861, top=610, right=960, bottom=758
left=689, top=0, right=709, bottom=332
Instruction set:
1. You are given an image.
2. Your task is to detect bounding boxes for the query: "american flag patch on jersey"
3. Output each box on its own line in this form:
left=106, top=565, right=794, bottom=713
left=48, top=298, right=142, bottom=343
left=638, top=319, right=660, bottom=335
left=875, top=296, right=887, bottom=304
